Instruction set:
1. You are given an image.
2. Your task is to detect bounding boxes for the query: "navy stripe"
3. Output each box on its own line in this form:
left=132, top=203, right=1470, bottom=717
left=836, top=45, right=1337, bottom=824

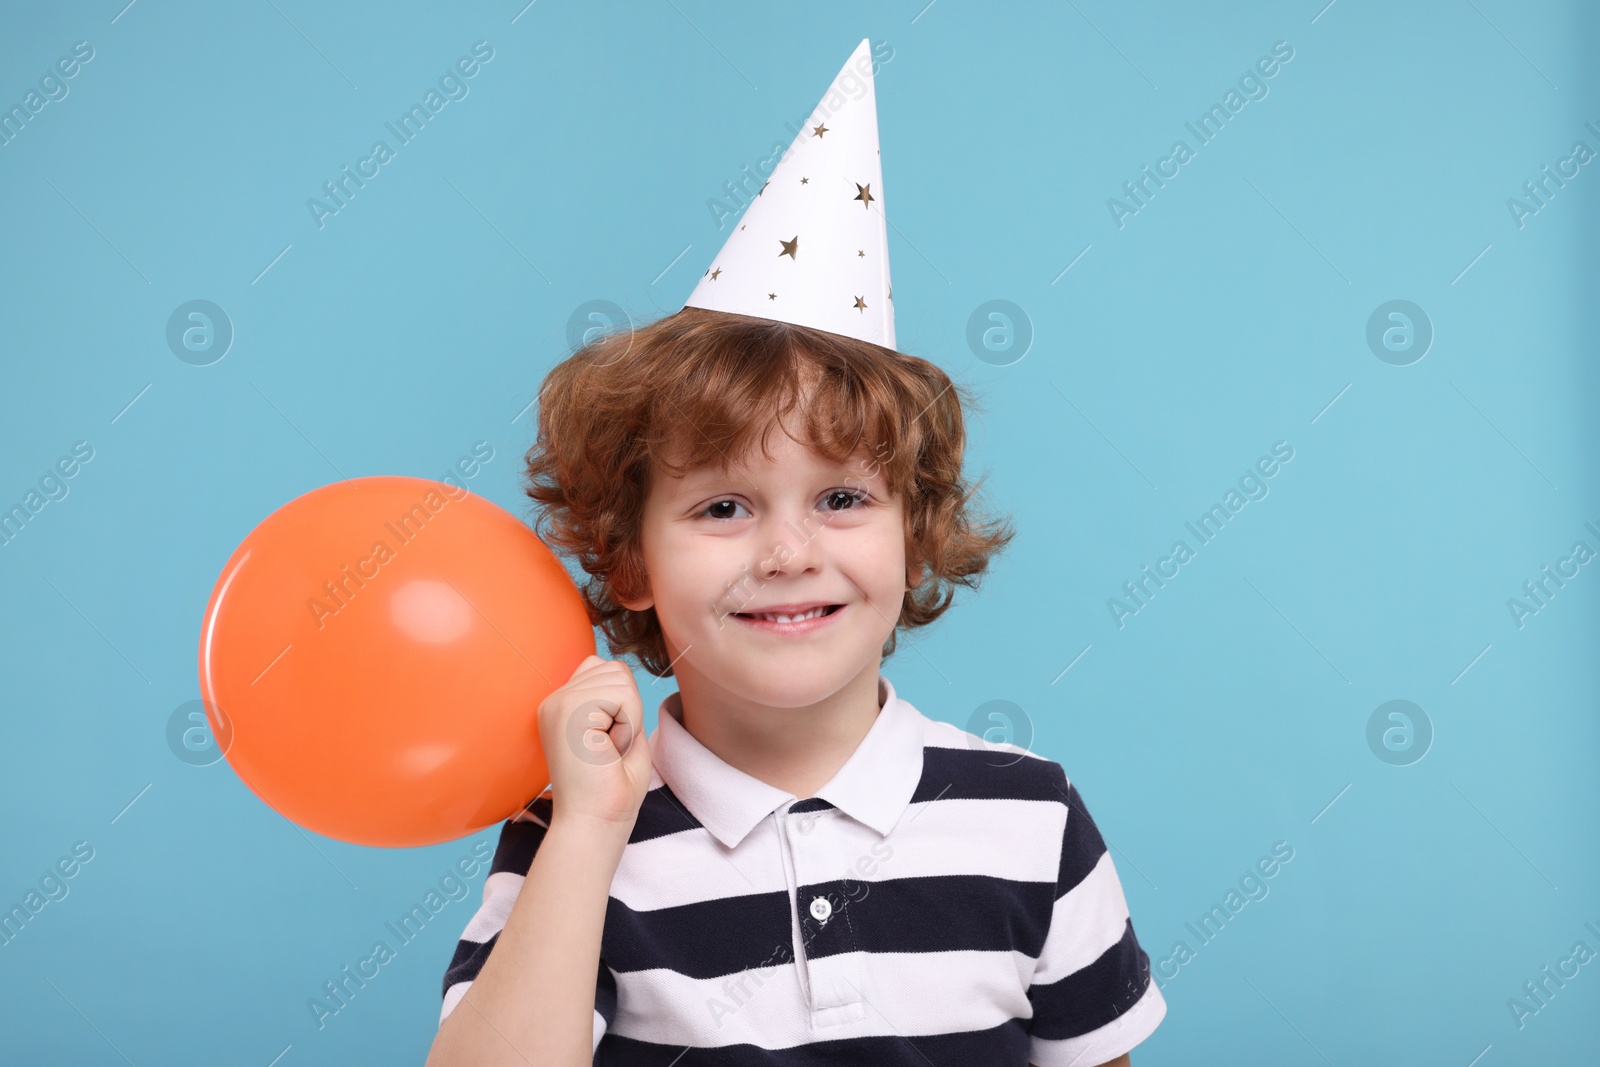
left=1056, top=779, right=1109, bottom=901
left=441, top=927, right=498, bottom=997
left=797, top=873, right=1056, bottom=960
left=631, top=783, right=705, bottom=843
left=1026, top=917, right=1152, bottom=1040
left=604, top=889, right=794, bottom=977
left=595, top=1018, right=1032, bottom=1065
left=596, top=956, right=619, bottom=1026
left=603, top=872, right=1057, bottom=976
left=487, top=800, right=552, bottom=877
left=914, top=745, right=1064, bottom=804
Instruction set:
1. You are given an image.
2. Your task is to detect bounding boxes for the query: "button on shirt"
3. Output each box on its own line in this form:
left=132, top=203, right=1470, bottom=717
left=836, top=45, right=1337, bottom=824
left=440, top=675, right=1166, bottom=1065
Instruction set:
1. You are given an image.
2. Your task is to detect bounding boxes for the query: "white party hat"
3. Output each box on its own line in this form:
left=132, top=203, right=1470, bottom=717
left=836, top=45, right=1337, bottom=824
left=683, top=38, right=894, bottom=349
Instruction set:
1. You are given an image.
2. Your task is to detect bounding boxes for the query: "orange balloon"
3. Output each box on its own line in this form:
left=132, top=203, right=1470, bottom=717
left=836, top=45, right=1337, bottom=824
left=197, top=476, right=594, bottom=847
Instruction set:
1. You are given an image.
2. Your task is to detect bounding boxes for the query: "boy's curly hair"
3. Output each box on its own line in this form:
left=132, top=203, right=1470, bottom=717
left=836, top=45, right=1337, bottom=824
left=522, top=305, right=1014, bottom=677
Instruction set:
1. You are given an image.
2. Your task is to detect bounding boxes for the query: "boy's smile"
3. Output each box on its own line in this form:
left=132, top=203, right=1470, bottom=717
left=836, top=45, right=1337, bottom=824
left=617, top=411, right=923, bottom=794
left=728, top=602, right=845, bottom=632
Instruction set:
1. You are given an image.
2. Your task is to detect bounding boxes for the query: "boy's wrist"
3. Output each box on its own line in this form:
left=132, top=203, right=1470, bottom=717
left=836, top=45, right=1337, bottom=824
left=546, top=810, right=636, bottom=849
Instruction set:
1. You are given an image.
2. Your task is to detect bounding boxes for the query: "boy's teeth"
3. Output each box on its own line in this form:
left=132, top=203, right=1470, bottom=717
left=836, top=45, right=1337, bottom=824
left=755, top=606, right=827, bottom=623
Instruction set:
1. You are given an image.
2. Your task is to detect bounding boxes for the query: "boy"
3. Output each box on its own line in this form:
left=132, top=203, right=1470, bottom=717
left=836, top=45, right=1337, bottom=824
left=426, top=39, right=1164, bottom=1067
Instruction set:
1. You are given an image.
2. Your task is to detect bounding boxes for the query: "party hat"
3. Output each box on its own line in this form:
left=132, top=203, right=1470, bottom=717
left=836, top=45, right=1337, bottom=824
left=682, top=38, right=894, bottom=349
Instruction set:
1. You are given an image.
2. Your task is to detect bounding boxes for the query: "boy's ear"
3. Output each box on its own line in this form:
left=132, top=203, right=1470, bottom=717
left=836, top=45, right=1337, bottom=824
left=617, top=589, right=654, bottom=612
left=607, top=571, right=653, bottom=612
left=906, top=555, right=926, bottom=590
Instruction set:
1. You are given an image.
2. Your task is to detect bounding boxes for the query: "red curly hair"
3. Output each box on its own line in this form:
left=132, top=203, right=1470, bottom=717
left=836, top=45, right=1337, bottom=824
left=522, top=305, right=1014, bottom=677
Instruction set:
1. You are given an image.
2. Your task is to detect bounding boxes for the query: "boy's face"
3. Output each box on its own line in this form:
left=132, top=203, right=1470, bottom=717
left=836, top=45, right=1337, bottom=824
left=618, top=416, right=920, bottom=709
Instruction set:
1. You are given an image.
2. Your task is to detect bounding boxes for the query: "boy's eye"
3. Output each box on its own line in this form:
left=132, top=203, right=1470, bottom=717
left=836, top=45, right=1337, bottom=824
left=701, top=499, right=750, bottom=521
left=822, top=489, right=868, bottom=512
left=697, top=490, right=868, bottom=521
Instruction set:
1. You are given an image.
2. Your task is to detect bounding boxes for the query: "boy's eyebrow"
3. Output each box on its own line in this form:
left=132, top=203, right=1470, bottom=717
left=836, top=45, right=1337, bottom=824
left=671, top=463, right=885, bottom=495
left=671, top=469, right=741, bottom=492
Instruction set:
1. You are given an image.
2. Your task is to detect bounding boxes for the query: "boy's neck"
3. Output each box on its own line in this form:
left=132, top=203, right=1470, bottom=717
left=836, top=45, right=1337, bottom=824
left=667, top=659, right=886, bottom=801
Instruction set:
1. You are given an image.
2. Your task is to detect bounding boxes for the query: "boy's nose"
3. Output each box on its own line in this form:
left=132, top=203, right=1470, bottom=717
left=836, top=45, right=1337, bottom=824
left=755, top=511, right=825, bottom=577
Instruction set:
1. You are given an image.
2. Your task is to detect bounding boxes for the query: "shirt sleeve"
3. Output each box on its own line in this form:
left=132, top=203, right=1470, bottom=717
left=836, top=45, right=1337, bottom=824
left=438, top=794, right=618, bottom=1055
left=1026, top=771, right=1166, bottom=1067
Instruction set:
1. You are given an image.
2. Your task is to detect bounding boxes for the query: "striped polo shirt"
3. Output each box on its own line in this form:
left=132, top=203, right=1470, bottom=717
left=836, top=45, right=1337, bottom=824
left=440, top=674, right=1166, bottom=1064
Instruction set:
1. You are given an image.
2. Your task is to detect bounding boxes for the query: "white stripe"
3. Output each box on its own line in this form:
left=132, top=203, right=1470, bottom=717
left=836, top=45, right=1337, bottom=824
left=611, top=794, right=1063, bottom=911
left=859, top=795, right=1061, bottom=883
left=440, top=980, right=468, bottom=1023
left=439, top=980, right=609, bottom=1051
left=1031, top=850, right=1132, bottom=985
left=616, top=822, right=788, bottom=908
left=1028, top=980, right=1167, bottom=1066
left=612, top=948, right=1037, bottom=1048
left=455, top=869, right=526, bottom=944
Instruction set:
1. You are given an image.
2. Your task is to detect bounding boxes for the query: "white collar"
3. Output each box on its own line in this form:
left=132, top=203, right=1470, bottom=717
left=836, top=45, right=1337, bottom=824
left=647, top=675, right=925, bottom=849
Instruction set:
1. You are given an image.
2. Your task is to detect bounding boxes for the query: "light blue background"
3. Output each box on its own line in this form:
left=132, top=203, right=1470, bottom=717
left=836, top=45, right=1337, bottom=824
left=2, top=1, right=1596, bottom=1064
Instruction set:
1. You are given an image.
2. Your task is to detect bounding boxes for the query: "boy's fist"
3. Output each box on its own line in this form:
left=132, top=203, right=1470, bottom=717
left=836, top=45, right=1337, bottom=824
left=534, top=655, right=653, bottom=832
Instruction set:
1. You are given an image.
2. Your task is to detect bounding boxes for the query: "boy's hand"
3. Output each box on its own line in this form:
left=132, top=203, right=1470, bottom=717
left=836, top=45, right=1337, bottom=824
left=535, top=655, right=653, bottom=832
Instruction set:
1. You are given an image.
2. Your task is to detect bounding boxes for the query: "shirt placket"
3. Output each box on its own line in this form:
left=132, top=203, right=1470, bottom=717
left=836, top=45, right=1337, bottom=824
left=782, top=803, right=865, bottom=1028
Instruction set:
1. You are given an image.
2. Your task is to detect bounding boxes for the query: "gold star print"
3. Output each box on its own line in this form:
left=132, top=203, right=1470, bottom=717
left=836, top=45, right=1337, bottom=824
left=853, top=182, right=874, bottom=209
left=800, top=177, right=809, bottom=184
left=710, top=267, right=722, bottom=280
left=853, top=296, right=868, bottom=312
left=758, top=180, right=769, bottom=197
left=779, top=236, right=798, bottom=260
left=768, top=292, right=777, bottom=300
left=857, top=250, right=865, bottom=257
left=888, top=286, right=893, bottom=301
left=740, top=224, right=745, bottom=230
left=813, top=123, right=829, bottom=138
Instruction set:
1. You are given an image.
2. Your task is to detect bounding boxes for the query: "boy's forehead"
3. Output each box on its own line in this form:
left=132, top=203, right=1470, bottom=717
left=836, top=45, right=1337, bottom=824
left=675, top=450, right=872, bottom=485
left=658, top=438, right=887, bottom=491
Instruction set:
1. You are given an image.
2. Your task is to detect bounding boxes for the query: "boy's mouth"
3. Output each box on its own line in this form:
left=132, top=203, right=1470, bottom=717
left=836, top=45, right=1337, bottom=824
left=731, top=603, right=844, bottom=629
